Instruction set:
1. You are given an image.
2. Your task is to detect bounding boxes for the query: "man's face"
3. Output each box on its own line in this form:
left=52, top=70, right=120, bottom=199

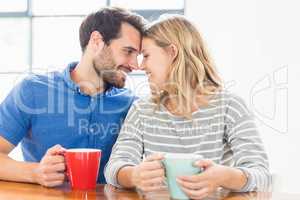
left=93, top=22, right=141, bottom=88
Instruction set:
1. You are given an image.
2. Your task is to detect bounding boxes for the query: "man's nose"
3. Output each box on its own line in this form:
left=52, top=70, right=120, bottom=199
left=128, top=56, right=139, bottom=70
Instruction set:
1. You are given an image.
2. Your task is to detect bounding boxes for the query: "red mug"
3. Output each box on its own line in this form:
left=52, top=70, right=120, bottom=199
left=64, top=148, right=101, bottom=190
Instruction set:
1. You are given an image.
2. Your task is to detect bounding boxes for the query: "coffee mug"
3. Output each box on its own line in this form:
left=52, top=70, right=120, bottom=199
left=65, top=148, right=101, bottom=190
left=162, top=153, right=203, bottom=199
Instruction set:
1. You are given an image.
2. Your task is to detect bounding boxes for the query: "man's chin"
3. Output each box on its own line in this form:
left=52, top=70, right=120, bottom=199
left=102, top=70, right=126, bottom=89
left=112, top=82, right=125, bottom=88
left=106, top=79, right=126, bottom=89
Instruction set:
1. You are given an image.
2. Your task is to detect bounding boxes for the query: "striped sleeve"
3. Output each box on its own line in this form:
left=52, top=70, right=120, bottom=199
left=225, top=94, right=272, bottom=192
left=104, top=101, right=144, bottom=187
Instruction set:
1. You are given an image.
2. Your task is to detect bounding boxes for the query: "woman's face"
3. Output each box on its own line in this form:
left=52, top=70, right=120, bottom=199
left=140, top=38, right=173, bottom=92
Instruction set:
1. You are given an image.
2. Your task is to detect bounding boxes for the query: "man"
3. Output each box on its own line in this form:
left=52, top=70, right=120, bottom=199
left=0, top=7, right=145, bottom=187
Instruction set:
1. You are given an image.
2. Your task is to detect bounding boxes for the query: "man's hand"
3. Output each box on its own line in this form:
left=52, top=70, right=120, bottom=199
left=32, top=144, right=66, bottom=187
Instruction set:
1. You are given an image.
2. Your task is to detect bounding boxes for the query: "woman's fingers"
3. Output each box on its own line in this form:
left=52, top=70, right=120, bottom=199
left=143, top=176, right=165, bottom=187
left=144, top=153, right=164, bottom=162
left=140, top=185, right=166, bottom=192
left=142, top=160, right=164, bottom=171
left=180, top=186, right=210, bottom=200
left=194, top=159, right=214, bottom=169
left=141, top=169, right=164, bottom=179
left=176, top=178, right=206, bottom=190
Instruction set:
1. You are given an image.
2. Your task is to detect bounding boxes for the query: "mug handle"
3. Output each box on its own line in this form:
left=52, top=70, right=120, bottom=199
left=58, top=151, right=69, bottom=181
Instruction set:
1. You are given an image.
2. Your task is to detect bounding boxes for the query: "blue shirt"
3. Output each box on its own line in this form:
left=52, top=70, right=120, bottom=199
left=0, top=62, right=135, bottom=183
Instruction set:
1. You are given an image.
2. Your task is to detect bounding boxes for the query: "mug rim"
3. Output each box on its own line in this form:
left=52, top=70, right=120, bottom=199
left=164, top=153, right=203, bottom=160
left=66, top=148, right=101, bottom=153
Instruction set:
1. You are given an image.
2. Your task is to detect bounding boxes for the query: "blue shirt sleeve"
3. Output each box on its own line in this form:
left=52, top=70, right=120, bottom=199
left=0, top=77, right=34, bottom=146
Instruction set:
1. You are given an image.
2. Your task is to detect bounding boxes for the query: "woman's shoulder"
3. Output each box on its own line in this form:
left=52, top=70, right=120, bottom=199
left=131, top=96, right=157, bottom=112
left=212, top=90, right=252, bottom=120
left=209, top=90, right=247, bottom=106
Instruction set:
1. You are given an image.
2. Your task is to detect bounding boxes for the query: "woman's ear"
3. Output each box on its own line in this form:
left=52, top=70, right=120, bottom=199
left=167, top=44, right=178, bottom=62
left=89, top=31, right=104, bottom=52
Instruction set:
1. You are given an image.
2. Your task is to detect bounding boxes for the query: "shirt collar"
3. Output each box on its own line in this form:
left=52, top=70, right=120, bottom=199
left=63, top=61, right=80, bottom=92
left=62, top=61, right=117, bottom=97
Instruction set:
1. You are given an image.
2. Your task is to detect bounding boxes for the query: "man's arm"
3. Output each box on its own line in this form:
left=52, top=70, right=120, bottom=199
left=0, top=136, right=66, bottom=187
left=0, top=136, right=38, bottom=183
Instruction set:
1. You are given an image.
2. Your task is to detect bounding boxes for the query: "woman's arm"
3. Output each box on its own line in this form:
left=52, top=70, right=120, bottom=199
left=176, top=94, right=271, bottom=200
left=224, top=94, right=272, bottom=192
left=116, top=166, right=135, bottom=188
left=104, top=101, right=166, bottom=192
left=104, top=102, right=144, bottom=187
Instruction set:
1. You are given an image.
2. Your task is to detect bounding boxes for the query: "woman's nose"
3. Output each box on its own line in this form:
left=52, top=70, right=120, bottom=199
left=139, top=61, right=146, bottom=70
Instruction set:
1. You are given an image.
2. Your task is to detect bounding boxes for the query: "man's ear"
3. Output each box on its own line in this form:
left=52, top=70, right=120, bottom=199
left=167, top=44, right=178, bottom=62
left=89, top=31, right=104, bottom=51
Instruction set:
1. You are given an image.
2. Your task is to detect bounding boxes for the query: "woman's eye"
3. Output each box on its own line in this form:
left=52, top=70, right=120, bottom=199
left=143, top=54, right=149, bottom=58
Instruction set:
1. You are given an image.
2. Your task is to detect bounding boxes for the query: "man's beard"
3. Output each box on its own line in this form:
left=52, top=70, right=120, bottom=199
left=93, top=47, right=127, bottom=89
left=93, top=66, right=126, bottom=89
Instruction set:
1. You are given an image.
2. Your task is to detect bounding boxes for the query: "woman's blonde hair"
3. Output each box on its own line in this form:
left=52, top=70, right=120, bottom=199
left=144, top=14, right=223, bottom=118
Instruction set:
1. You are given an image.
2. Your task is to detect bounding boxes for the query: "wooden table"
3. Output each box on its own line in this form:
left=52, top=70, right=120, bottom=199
left=0, top=181, right=299, bottom=200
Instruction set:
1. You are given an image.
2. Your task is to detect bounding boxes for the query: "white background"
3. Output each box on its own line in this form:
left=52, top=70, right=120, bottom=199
left=185, top=0, right=299, bottom=193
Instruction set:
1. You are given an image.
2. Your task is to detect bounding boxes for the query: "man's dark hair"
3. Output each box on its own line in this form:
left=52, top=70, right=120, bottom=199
left=79, top=7, right=146, bottom=52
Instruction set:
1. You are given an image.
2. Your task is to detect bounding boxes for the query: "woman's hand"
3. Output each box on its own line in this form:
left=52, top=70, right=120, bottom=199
left=131, top=153, right=166, bottom=192
left=176, top=159, right=228, bottom=199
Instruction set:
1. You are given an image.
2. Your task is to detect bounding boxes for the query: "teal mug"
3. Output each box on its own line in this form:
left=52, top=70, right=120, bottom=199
left=162, top=153, right=203, bottom=200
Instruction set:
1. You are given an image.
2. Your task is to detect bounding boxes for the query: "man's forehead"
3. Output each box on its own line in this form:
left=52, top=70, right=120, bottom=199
left=118, top=23, right=141, bottom=50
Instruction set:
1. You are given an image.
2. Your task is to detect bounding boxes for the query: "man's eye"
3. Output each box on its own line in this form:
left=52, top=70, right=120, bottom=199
left=143, top=54, right=149, bottom=58
left=126, top=50, right=133, bottom=55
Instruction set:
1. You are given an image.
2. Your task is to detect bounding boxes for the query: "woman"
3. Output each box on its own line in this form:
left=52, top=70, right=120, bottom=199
left=104, top=15, right=271, bottom=199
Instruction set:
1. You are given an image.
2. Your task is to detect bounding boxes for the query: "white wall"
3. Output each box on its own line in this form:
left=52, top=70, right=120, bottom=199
left=185, top=0, right=299, bottom=193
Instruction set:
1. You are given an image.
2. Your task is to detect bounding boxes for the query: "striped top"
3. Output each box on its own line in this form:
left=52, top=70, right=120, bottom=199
left=104, top=91, right=271, bottom=192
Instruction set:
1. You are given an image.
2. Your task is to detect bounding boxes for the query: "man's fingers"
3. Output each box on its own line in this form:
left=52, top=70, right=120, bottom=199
left=50, top=163, right=66, bottom=172
left=43, top=173, right=65, bottom=182
left=42, top=155, right=65, bottom=165
left=42, top=163, right=66, bottom=173
left=42, top=180, right=64, bottom=187
left=46, top=144, right=66, bottom=156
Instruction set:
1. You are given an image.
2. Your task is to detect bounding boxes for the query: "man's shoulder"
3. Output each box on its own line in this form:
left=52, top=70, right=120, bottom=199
left=19, top=71, right=64, bottom=89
